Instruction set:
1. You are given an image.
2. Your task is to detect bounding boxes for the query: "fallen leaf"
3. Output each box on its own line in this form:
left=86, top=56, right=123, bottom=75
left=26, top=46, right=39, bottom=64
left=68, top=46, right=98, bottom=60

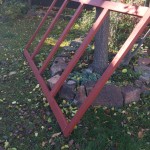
left=138, top=130, right=144, bottom=139
left=122, top=69, right=127, bottom=73
left=12, top=101, right=17, bottom=105
left=35, top=84, right=40, bottom=89
left=61, top=145, right=69, bottom=149
left=47, top=117, right=52, bottom=123
left=63, top=100, right=67, bottom=104
left=51, top=132, right=61, bottom=138
left=42, top=141, right=47, bottom=147
left=35, top=132, right=38, bottom=137
left=4, top=141, right=9, bottom=149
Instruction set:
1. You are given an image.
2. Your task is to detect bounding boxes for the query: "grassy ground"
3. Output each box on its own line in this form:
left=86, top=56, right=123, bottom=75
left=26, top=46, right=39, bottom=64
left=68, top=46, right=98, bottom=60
left=0, top=13, right=150, bottom=150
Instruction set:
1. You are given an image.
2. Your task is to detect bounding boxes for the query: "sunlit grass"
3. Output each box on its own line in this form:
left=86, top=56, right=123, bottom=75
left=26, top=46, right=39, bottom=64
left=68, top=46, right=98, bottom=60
left=44, top=37, right=70, bottom=47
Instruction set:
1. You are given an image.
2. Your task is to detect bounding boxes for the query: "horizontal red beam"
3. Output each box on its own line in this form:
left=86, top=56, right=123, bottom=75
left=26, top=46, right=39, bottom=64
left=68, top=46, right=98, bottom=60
left=72, top=0, right=149, bottom=17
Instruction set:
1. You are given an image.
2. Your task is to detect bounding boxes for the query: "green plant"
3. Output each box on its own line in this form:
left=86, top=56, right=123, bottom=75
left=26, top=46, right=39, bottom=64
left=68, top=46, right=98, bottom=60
left=109, top=12, right=136, bottom=51
left=111, top=66, right=140, bottom=85
left=77, top=8, right=95, bottom=32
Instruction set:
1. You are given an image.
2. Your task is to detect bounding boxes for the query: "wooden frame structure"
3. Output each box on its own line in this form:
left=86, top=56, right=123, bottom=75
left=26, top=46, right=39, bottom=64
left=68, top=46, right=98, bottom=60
left=24, top=0, right=150, bottom=137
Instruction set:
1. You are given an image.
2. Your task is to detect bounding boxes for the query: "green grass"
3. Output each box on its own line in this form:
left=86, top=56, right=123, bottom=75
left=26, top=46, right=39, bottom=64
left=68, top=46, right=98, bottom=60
left=0, top=13, right=150, bottom=150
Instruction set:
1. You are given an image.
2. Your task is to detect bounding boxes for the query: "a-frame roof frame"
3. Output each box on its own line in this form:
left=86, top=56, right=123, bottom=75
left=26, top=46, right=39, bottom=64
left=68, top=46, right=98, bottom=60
left=24, top=0, right=150, bottom=137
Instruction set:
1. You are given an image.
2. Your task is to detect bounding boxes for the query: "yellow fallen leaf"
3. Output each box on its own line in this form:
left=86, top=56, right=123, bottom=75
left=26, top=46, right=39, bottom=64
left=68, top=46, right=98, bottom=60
left=63, top=100, right=67, bottom=104
left=4, top=141, right=9, bottom=149
left=138, top=130, right=144, bottom=139
left=122, top=69, right=127, bottom=73
left=61, top=145, right=69, bottom=149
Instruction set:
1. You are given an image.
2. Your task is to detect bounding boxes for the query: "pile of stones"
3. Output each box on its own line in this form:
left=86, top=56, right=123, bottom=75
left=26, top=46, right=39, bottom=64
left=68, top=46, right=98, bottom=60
left=47, top=40, right=150, bottom=107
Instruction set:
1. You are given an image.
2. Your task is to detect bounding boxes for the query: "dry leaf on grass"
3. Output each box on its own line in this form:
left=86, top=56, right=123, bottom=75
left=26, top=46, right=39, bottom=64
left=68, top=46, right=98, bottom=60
left=51, top=132, right=61, bottom=138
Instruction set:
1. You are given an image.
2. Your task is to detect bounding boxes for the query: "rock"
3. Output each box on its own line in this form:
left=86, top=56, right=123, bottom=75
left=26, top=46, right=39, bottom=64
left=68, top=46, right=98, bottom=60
left=84, top=81, right=95, bottom=94
left=84, top=67, right=93, bottom=74
left=134, top=80, right=144, bottom=88
left=50, top=57, right=68, bottom=76
left=47, top=74, right=60, bottom=89
left=70, top=39, right=82, bottom=48
left=63, top=46, right=76, bottom=51
left=139, top=73, right=150, bottom=85
left=84, top=82, right=123, bottom=107
left=74, top=85, right=87, bottom=104
left=67, top=80, right=76, bottom=90
left=93, top=84, right=123, bottom=107
left=59, top=80, right=76, bottom=101
left=0, top=146, right=4, bottom=150
left=134, top=65, right=150, bottom=74
left=138, top=58, right=150, bottom=66
left=121, top=85, right=141, bottom=104
left=59, top=51, right=72, bottom=58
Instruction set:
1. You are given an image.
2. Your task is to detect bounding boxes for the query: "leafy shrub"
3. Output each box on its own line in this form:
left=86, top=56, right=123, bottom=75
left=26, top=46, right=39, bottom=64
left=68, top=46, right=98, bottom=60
left=78, top=8, right=95, bottom=32
left=109, top=0, right=145, bottom=51
left=0, top=0, right=28, bottom=19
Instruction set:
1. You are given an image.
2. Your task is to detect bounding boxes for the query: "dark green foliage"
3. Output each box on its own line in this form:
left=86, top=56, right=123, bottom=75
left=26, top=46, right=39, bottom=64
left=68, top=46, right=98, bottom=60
left=110, top=13, right=136, bottom=51
left=111, top=66, right=140, bottom=85
left=69, top=71, right=101, bottom=85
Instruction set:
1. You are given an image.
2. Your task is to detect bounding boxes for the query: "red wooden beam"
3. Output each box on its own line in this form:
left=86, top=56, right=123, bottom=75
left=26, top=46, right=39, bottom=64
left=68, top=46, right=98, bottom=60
left=64, top=8, right=150, bottom=137
left=72, top=0, right=149, bottom=17
left=25, top=0, right=57, bottom=50
left=39, top=4, right=84, bottom=74
left=51, top=8, right=109, bottom=97
left=31, top=0, right=69, bottom=59
left=24, top=49, right=68, bottom=132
